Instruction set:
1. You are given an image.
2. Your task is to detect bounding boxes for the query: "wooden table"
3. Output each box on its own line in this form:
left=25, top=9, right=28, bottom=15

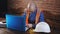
left=0, top=28, right=50, bottom=34
left=0, top=18, right=60, bottom=34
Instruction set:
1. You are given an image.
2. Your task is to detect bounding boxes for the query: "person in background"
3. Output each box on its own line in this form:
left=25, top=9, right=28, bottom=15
left=24, top=2, right=44, bottom=28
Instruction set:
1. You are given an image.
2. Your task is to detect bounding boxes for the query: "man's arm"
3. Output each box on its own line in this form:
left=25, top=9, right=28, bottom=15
left=35, top=11, right=40, bottom=24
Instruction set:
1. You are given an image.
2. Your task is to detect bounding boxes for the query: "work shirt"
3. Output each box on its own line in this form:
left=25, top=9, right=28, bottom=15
left=23, top=10, right=45, bottom=24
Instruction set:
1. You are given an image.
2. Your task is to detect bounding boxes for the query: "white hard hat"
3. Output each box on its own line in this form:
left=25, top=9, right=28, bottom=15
left=33, top=22, right=51, bottom=33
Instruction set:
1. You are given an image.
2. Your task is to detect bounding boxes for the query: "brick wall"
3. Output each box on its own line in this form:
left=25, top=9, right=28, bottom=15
left=8, top=0, right=60, bottom=11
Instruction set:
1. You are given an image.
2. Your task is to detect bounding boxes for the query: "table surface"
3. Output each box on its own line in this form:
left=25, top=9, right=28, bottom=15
left=0, top=18, right=60, bottom=34
left=0, top=28, right=49, bottom=34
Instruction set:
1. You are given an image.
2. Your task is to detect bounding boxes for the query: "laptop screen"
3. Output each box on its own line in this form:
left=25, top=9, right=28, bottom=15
left=6, top=14, right=26, bottom=31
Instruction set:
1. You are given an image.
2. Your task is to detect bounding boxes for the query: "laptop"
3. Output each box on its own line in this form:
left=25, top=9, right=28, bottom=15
left=6, top=14, right=28, bottom=31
